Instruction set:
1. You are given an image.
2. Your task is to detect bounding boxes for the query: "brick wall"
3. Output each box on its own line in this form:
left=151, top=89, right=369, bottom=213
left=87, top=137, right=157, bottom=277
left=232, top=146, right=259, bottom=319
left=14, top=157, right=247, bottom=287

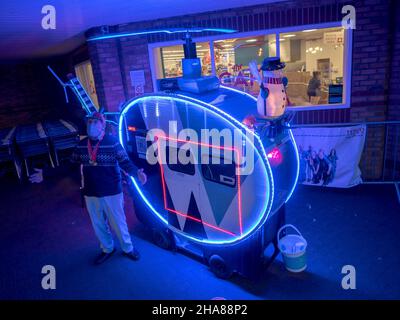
left=350, top=0, right=398, bottom=179
left=86, top=0, right=399, bottom=180
left=0, top=47, right=90, bottom=132
left=87, top=38, right=126, bottom=112
left=0, top=62, right=52, bottom=129
left=118, top=36, right=153, bottom=100
left=385, top=0, right=400, bottom=180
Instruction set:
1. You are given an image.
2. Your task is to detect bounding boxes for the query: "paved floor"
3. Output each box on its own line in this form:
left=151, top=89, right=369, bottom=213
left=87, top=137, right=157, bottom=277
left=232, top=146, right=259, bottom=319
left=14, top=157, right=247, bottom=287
left=0, top=164, right=399, bottom=299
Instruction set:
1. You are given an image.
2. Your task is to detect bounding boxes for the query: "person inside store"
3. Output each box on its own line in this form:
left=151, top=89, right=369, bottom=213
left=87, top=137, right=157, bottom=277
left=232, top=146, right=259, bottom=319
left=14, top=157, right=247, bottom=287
left=307, top=71, right=322, bottom=104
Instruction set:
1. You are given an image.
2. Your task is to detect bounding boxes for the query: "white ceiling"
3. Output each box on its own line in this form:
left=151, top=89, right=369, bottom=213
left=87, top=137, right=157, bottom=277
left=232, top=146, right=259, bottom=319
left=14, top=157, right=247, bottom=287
left=0, top=0, right=284, bottom=60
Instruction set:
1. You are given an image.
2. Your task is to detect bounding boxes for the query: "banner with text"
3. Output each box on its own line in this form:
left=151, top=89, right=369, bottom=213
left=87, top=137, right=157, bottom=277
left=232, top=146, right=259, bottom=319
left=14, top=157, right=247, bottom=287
left=292, top=125, right=366, bottom=188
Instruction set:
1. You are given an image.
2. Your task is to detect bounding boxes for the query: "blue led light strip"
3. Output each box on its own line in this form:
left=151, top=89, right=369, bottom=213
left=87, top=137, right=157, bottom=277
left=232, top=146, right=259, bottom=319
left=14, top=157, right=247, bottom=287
left=88, top=28, right=236, bottom=41
left=285, top=124, right=300, bottom=203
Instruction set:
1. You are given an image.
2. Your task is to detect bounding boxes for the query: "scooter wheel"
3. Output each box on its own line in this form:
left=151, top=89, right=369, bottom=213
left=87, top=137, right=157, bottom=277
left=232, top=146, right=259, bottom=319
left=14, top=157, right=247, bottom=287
left=209, top=255, right=233, bottom=279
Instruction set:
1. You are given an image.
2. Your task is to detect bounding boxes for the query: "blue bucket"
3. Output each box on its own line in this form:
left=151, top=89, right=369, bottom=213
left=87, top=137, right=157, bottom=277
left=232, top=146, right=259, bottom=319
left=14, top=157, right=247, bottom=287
left=277, top=224, right=307, bottom=273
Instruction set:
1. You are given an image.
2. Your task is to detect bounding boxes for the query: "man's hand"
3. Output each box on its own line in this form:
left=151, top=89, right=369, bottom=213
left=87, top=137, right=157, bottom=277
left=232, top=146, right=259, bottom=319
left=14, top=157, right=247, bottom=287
left=29, top=168, right=43, bottom=183
left=137, top=168, right=147, bottom=185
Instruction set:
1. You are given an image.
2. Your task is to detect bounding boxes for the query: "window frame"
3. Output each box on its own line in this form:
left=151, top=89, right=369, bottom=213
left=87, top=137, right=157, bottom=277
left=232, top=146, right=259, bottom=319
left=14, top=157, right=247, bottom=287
left=201, top=154, right=237, bottom=188
left=165, top=146, right=196, bottom=176
left=147, top=21, right=353, bottom=111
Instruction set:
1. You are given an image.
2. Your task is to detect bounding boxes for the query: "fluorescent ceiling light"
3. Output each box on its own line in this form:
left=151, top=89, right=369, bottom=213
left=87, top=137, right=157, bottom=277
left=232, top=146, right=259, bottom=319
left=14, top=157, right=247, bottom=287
left=215, top=39, right=237, bottom=44
left=302, top=29, right=317, bottom=33
left=245, top=39, right=258, bottom=42
left=162, top=50, right=183, bottom=53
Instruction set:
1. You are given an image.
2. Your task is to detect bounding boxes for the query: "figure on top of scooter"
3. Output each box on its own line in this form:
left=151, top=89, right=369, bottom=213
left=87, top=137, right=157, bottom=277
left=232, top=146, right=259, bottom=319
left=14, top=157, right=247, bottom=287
left=244, top=57, right=293, bottom=142
left=249, top=56, right=290, bottom=118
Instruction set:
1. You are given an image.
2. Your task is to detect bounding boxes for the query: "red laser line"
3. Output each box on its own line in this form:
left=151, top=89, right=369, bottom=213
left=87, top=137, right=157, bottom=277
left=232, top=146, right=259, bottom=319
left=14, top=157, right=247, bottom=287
left=157, top=140, right=167, bottom=208
left=166, top=208, right=236, bottom=236
left=235, top=150, right=243, bottom=236
left=157, top=135, right=236, bottom=151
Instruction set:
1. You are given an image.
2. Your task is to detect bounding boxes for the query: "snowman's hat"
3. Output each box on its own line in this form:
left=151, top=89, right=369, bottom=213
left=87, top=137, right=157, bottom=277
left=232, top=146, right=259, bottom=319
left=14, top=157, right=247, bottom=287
left=260, top=57, right=285, bottom=71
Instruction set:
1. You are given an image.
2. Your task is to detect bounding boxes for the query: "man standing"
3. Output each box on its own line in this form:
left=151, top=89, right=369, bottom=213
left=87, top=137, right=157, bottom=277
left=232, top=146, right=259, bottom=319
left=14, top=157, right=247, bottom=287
left=30, top=112, right=147, bottom=265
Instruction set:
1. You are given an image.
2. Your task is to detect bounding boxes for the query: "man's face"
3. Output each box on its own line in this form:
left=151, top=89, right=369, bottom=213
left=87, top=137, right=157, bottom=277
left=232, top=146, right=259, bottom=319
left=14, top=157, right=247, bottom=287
left=87, top=119, right=104, bottom=139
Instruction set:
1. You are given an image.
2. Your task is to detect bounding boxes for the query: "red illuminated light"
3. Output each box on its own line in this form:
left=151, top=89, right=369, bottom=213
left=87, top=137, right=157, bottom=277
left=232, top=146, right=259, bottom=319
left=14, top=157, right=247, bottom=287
left=267, top=147, right=283, bottom=165
left=128, top=126, right=137, bottom=131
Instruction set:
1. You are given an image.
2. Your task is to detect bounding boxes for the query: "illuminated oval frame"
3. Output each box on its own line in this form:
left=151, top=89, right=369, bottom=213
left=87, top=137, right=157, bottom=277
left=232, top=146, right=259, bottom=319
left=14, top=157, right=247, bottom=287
left=119, top=93, right=277, bottom=245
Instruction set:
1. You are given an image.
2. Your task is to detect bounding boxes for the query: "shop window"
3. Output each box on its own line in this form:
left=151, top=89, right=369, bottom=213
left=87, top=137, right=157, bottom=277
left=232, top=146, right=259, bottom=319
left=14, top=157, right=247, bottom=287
left=154, top=42, right=212, bottom=79
left=213, top=34, right=276, bottom=97
left=201, top=154, right=236, bottom=188
left=278, top=27, right=346, bottom=107
left=149, top=24, right=351, bottom=110
left=166, top=146, right=195, bottom=176
left=74, top=60, right=99, bottom=109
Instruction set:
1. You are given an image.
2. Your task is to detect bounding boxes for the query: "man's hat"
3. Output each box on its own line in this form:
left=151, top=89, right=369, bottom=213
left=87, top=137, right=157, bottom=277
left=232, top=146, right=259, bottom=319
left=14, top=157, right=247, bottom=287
left=86, top=111, right=106, bottom=126
left=260, top=57, right=286, bottom=71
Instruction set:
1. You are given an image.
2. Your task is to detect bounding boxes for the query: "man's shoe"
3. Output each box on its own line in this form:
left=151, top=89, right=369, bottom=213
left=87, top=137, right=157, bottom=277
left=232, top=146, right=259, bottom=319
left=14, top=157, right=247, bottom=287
left=123, top=248, right=140, bottom=261
left=94, top=248, right=116, bottom=265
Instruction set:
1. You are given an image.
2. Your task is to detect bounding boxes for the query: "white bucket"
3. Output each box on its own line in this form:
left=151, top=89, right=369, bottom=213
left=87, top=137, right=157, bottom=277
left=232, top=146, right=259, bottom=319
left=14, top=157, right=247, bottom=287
left=277, top=224, right=307, bottom=273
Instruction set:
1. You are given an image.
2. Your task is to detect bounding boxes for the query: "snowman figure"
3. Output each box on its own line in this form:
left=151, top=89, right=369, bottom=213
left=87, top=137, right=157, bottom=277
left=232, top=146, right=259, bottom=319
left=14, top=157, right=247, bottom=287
left=246, top=57, right=292, bottom=141
left=248, top=56, right=290, bottom=118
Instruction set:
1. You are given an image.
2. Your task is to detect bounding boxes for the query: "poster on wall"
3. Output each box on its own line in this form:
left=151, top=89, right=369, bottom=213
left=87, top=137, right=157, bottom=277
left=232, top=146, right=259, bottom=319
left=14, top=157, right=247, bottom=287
left=292, top=125, right=366, bottom=188
left=323, top=30, right=344, bottom=45
left=130, top=70, right=145, bottom=97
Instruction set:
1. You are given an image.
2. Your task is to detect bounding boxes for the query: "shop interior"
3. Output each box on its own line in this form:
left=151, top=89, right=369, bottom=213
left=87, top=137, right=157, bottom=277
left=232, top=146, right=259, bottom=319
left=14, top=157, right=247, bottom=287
left=154, top=26, right=345, bottom=107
